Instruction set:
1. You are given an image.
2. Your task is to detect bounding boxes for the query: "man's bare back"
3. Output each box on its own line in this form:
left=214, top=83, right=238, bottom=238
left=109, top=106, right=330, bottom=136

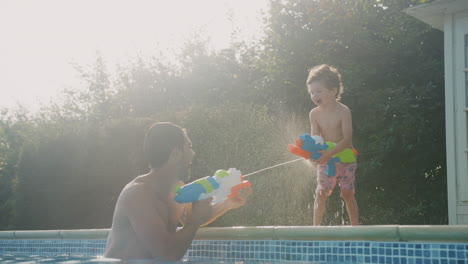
left=104, top=177, right=181, bottom=260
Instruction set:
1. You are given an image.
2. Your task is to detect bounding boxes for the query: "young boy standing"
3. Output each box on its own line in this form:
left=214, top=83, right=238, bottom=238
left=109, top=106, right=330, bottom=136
left=306, top=64, right=358, bottom=225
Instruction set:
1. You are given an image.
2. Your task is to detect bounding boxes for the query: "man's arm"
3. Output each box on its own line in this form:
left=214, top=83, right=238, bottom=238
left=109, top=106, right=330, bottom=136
left=180, top=187, right=252, bottom=227
left=125, top=185, right=212, bottom=261
left=201, top=187, right=252, bottom=226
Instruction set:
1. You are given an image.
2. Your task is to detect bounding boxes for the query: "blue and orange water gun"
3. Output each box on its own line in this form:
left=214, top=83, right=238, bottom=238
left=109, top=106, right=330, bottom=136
left=174, top=168, right=251, bottom=204
left=287, top=134, right=357, bottom=177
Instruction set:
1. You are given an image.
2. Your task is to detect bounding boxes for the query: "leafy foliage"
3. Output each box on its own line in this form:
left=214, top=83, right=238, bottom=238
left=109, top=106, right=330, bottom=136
left=0, top=0, right=447, bottom=229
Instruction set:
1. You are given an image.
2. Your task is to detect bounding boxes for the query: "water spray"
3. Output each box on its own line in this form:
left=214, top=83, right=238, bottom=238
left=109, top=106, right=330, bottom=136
left=174, top=158, right=305, bottom=203
left=243, top=158, right=304, bottom=178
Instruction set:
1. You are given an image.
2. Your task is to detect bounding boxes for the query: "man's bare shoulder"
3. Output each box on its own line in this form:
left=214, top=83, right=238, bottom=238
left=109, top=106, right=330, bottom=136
left=118, top=178, right=156, bottom=207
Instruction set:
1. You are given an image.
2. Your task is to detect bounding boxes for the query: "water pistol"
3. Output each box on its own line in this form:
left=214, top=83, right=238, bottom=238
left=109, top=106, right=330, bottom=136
left=174, top=168, right=251, bottom=204
left=287, top=134, right=357, bottom=177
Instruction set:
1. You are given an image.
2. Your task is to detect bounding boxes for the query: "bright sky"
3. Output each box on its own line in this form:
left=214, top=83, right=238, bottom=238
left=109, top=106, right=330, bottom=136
left=0, top=0, right=267, bottom=111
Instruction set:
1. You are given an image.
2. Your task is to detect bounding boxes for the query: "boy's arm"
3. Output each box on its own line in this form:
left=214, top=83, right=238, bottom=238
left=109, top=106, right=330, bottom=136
left=316, top=107, right=353, bottom=164
left=326, top=107, right=353, bottom=156
left=309, top=109, right=321, bottom=136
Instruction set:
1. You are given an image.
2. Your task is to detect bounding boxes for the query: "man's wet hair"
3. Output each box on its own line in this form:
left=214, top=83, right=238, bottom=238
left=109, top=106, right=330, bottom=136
left=144, top=122, right=185, bottom=169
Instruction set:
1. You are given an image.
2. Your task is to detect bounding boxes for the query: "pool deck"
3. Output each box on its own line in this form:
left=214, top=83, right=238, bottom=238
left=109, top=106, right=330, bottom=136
left=0, top=226, right=467, bottom=243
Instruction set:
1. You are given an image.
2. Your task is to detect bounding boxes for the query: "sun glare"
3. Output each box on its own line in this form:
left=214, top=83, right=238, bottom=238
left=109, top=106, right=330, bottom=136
left=0, top=0, right=267, bottom=110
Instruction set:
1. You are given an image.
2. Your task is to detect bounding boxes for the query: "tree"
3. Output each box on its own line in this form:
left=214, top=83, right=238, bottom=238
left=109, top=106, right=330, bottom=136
left=256, top=0, right=446, bottom=224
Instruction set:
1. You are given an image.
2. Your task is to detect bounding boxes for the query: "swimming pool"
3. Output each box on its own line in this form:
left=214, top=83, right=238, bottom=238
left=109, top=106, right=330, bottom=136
left=0, top=226, right=467, bottom=263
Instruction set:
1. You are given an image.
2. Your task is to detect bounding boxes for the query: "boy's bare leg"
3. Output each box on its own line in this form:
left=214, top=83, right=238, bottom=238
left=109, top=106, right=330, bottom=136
left=341, top=190, right=358, bottom=225
left=313, top=190, right=328, bottom=226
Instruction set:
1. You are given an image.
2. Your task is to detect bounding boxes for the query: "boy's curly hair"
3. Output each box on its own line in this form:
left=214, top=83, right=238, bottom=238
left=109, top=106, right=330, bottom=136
left=306, top=64, right=343, bottom=100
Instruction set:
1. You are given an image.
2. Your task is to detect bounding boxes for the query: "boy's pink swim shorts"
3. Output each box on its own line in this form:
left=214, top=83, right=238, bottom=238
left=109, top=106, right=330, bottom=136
left=316, top=161, right=357, bottom=196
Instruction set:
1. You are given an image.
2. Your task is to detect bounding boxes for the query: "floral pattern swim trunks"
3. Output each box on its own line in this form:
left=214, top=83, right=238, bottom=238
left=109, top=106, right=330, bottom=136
left=316, top=161, right=357, bottom=196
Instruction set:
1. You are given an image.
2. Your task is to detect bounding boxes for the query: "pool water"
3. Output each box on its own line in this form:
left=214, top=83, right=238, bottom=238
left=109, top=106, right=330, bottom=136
left=0, top=254, right=353, bottom=264
left=1, top=238, right=467, bottom=264
left=0, top=254, right=389, bottom=264
left=0, top=253, right=118, bottom=263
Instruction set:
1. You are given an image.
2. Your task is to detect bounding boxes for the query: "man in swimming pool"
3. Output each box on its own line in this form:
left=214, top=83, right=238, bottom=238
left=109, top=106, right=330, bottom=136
left=104, top=122, right=251, bottom=261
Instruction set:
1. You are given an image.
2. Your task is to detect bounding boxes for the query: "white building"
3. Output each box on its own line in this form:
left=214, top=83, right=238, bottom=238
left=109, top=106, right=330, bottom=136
left=406, top=0, right=468, bottom=225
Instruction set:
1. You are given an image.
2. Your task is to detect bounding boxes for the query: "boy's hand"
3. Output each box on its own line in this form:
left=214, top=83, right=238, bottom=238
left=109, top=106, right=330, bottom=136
left=316, top=150, right=334, bottom=164
left=226, top=186, right=252, bottom=209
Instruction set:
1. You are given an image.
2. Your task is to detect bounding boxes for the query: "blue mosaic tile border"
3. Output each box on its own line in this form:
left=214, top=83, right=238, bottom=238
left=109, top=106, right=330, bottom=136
left=0, top=239, right=467, bottom=263
left=188, top=240, right=468, bottom=263
left=0, top=239, right=107, bottom=256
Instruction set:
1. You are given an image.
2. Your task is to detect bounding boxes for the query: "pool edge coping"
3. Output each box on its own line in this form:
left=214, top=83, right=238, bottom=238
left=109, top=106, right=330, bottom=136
left=0, top=225, right=467, bottom=243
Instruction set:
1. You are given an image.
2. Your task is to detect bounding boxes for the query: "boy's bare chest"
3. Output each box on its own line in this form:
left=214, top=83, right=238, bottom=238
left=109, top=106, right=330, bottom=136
left=316, top=113, right=341, bottom=130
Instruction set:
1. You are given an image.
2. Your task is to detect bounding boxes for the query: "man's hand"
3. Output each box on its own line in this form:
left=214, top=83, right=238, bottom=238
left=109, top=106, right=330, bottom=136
left=316, top=149, right=334, bottom=165
left=190, top=198, right=213, bottom=226
left=171, top=181, right=185, bottom=199
left=226, top=186, right=252, bottom=209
